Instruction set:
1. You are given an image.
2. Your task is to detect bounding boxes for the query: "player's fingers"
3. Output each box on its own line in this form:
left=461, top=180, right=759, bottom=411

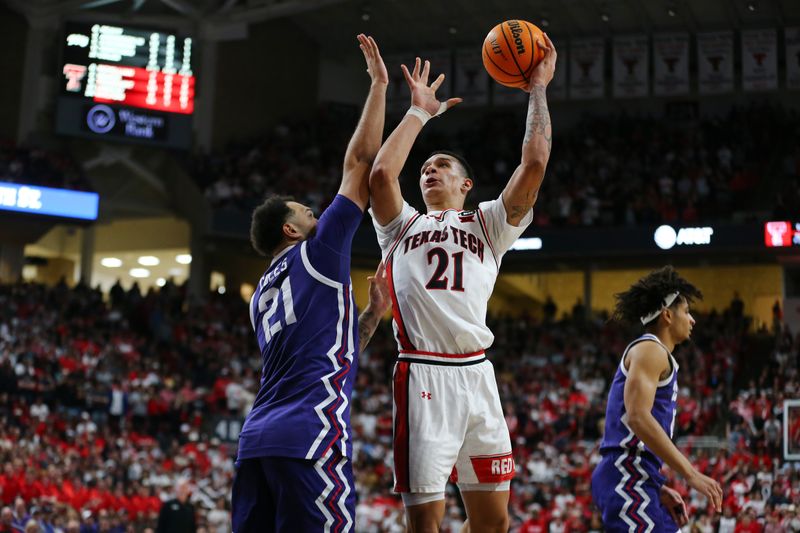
left=446, top=97, right=463, bottom=109
left=401, top=64, right=414, bottom=86
left=707, top=486, right=721, bottom=512
left=412, top=57, right=421, bottom=79
left=678, top=501, right=688, bottom=526
left=544, top=32, right=556, bottom=53
left=666, top=505, right=680, bottom=526
left=368, top=36, right=381, bottom=56
left=375, top=261, right=386, bottom=277
left=430, top=73, right=445, bottom=91
left=421, top=60, right=431, bottom=84
left=539, top=41, right=552, bottom=61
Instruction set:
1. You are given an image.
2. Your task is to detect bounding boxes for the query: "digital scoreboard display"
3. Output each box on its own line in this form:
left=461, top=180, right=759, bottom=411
left=55, top=22, right=195, bottom=149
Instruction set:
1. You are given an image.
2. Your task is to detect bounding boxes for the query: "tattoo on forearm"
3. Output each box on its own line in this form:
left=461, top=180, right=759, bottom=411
left=509, top=205, right=528, bottom=221
left=523, top=86, right=552, bottom=151
left=358, top=309, right=379, bottom=353
left=508, top=189, right=540, bottom=222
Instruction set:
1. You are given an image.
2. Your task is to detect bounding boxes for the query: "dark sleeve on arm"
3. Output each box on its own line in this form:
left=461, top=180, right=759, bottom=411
left=306, top=194, right=364, bottom=282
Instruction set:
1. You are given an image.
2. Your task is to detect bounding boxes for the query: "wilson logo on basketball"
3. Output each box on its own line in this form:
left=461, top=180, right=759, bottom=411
left=507, top=20, right=526, bottom=55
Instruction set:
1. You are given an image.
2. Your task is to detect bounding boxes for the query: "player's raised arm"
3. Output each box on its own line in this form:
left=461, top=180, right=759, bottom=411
left=338, top=34, right=388, bottom=211
left=624, top=343, right=723, bottom=512
left=501, top=33, right=557, bottom=226
left=369, top=58, right=462, bottom=225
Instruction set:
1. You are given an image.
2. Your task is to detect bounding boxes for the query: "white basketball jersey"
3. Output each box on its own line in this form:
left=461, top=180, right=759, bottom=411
left=370, top=198, right=531, bottom=355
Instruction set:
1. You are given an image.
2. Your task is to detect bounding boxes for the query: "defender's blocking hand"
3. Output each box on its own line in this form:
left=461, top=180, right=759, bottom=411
left=357, top=34, right=388, bottom=86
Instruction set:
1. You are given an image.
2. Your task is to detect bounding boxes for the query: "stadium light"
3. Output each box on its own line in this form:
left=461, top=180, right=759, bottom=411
left=176, top=254, right=192, bottom=264
left=138, top=256, right=160, bottom=266
left=130, top=268, right=150, bottom=278
left=101, top=257, right=123, bottom=268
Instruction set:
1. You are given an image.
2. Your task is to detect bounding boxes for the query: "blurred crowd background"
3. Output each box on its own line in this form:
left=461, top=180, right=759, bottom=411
left=0, top=276, right=797, bottom=532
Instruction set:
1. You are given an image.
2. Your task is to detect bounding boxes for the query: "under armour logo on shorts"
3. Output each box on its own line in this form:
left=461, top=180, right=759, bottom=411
left=420, top=391, right=432, bottom=400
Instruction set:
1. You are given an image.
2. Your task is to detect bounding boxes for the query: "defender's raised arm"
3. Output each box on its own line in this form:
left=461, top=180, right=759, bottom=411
left=338, top=34, right=388, bottom=211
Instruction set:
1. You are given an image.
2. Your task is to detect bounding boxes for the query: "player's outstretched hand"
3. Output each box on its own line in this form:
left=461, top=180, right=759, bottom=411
left=659, top=485, right=688, bottom=527
left=367, top=262, right=391, bottom=316
left=357, top=34, right=388, bottom=86
left=528, top=33, right=557, bottom=90
left=686, top=470, right=723, bottom=513
left=401, top=57, right=462, bottom=117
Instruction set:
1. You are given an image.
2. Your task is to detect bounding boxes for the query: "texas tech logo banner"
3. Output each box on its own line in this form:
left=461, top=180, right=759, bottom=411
left=569, top=37, right=605, bottom=100
left=697, top=31, right=734, bottom=94
left=613, top=35, right=649, bottom=98
left=653, top=33, right=689, bottom=96
left=741, top=29, right=777, bottom=92
left=785, top=27, right=800, bottom=90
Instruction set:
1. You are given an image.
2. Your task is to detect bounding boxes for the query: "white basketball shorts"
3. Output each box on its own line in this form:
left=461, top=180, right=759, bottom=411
left=391, top=351, right=515, bottom=493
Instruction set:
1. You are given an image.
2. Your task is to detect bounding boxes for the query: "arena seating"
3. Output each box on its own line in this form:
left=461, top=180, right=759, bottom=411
left=0, top=140, right=92, bottom=192
left=190, top=104, right=799, bottom=228
left=1, top=281, right=797, bottom=531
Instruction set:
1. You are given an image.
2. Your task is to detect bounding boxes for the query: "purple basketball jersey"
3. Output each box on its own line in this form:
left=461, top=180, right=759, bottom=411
left=237, top=195, right=363, bottom=461
left=599, top=334, right=679, bottom=466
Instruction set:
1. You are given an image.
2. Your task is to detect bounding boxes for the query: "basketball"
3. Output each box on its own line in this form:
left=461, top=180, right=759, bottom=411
left=482, top=20, right=545, bottom=89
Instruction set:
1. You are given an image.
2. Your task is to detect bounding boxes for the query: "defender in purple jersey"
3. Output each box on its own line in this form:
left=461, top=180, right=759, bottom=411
left=231, top=34, right=390, bottom=533
left=591, top=266, right=723, bottom=533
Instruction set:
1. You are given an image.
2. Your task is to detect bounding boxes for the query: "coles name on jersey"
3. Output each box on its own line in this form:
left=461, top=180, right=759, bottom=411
left=370, top=198, right=531, bottom=358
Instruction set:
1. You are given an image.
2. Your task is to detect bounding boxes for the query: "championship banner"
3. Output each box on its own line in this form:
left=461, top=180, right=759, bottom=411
left=548, top=43, right=567, bottom=101
left=697, top=31, right=734, bottom=94
left=741, top=29, right=777, bottom=91
left=653, top=33, right=690, bottom=96
left=613, top=35, right=649, bottom=98
left=454, top=48, right=489, bottom=106
left=569, top=38, right=605, bottom=99
left=785, top=27, right=800, bottom=89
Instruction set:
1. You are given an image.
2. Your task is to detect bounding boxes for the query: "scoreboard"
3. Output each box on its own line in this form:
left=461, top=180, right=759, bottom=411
left=55, top=22, right=195, bottom=149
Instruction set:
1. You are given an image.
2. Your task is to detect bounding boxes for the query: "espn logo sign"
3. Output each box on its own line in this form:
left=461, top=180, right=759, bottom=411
left=470, top=453, right=515, bottom=483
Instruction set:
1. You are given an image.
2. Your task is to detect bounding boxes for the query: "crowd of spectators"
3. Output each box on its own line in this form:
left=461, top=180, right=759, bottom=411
left=1, top=279, right=799, bottom=532
left=0, top=140, right=91, bottom=192
left=191, top=103, right=799, bottom=228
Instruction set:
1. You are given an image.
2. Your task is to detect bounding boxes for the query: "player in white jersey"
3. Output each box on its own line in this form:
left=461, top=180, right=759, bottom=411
left=369, top=35, right=557, bottom=532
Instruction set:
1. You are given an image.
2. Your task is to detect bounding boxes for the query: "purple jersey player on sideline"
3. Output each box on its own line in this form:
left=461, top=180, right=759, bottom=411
left=591, top=266, right=723, bottom=532
left=231, top=34, right=390, bottom=533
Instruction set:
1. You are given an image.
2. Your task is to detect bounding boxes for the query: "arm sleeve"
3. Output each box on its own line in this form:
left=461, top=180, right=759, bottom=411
left=305, top=195, right=365, bottom=282
left=368, top=202, right=419, bottom=259
left=477, top=198, right=533, bottom=259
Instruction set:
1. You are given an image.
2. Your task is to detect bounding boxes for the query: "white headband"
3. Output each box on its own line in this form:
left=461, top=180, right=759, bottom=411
left=640, top=291, right=680, bottom=325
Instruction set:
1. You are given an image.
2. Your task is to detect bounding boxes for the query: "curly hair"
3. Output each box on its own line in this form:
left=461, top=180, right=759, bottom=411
left=250, top=195, right=294, bottom=258
left=611, top=266, right=702, bottom=327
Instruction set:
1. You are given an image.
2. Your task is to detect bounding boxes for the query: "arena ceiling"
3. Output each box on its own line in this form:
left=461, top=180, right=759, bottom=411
left=6, top=0, right=800, bottom=55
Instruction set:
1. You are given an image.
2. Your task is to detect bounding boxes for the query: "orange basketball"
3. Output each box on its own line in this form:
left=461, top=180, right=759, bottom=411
left=482, top=20, right=545, bottom=89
